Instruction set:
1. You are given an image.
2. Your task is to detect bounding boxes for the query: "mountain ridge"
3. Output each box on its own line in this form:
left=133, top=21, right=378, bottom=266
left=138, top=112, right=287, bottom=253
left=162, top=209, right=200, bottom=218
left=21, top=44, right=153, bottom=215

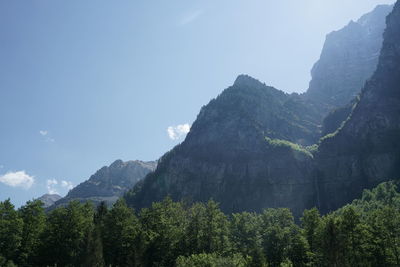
left=304, top=4, right=393, bottom=114
left=52, top=159, right=156, bottom=208
left=125, top=3, right=399, bottom=217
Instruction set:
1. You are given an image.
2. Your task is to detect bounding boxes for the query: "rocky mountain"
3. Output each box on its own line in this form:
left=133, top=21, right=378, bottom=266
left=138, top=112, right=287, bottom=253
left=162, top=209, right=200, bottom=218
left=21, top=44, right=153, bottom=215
left=314, top=1, right=400, bottom=213
left=37, top=194, right=62, bottom=208
left=53, top=159, right=156, bottom=207
left=126, top=76, right=320, bottom=217
left=304, top=4, right=392, bottom=114
left=126, top=3, right=400, bottom=217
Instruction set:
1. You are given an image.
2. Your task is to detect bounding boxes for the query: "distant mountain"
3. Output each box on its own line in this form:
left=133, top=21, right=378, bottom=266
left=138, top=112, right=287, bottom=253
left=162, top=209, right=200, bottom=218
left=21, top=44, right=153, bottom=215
left=53, top=159, right=156, bottom=208
left=305, top=4, right=393, bottom=114
left=37, top=194, right=62, bottom=208
left=125, top=3, right=400, bottom=217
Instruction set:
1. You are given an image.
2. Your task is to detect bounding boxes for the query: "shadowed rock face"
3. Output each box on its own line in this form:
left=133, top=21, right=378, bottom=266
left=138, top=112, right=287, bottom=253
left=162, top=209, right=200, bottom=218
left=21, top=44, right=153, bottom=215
left=126, top=76, right=319, bottom=218
left=126, top=3, right=400, bottom=217
left=305, top=5, right=393, bottom=114
left=53, top=159, right=156, bottom=208
left=315, top=1, right=400, bottom=213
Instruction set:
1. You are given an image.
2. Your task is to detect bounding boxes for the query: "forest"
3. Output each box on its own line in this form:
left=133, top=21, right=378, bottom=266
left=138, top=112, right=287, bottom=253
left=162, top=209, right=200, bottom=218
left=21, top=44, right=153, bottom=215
left=0, top=181, right=399, bottom=267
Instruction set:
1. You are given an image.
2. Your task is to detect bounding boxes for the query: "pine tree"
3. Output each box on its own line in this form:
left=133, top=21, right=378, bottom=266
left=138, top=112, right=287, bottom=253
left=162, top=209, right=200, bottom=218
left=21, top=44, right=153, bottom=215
left=17, top=199, right=46, bottom=266
left=103, top=199, right=140, bottom=267
left=0, top=199, right=23, bottom=264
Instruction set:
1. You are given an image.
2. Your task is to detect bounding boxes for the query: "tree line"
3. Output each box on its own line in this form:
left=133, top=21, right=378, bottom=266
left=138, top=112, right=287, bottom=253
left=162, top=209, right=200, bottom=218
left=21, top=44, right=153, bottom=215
left=1, top=181, right=399, bottom=267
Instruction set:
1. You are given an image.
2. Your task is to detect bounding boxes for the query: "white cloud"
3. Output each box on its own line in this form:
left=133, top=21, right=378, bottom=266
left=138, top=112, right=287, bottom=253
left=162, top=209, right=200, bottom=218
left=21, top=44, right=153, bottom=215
left=0, top=171, right=35, bottom=189
left=180, top=9, right=204, bottom=25
left=46, top=179, right=59, bottom=194
left=39, top=130, right=55, bottom=142
left=47, top=179, right=74, bottom=194
left=61, top=180, right=73, bottom=190
left=167, top=123, right=191, bottom=140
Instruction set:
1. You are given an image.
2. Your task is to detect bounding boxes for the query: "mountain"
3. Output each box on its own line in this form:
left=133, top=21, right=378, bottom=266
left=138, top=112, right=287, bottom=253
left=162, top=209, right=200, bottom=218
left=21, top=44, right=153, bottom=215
left=304, top=4, right=392, bottom=114
left=314, top=1, right=400, bottom=213
left=126, top=3, right=400, bottom=217
left=37, top=194, right=62, bottom=208
left=53, top=159, right=156, bottom=208
left=126, top=76, right=320, bottom=217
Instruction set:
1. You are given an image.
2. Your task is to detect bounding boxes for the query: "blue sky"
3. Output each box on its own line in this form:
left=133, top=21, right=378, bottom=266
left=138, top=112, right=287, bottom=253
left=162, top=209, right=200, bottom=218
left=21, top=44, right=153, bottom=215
left=0, top=0, right=395, bottom=206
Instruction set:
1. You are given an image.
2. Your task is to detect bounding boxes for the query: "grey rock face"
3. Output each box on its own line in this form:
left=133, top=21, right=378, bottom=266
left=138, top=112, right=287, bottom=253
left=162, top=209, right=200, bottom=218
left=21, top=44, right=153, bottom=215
left=315, top=1, right=400, bottom=213
left=127, top=76, right=319, bottom=217
left=126, top=3, right=400, bottom=218
left=54, top=159, right=156, bottom=207
left=193, top=75, right=321, bottom=146
left=305, top=5, right=393, bottom=113
left=37, top=194, right=62, bottom=208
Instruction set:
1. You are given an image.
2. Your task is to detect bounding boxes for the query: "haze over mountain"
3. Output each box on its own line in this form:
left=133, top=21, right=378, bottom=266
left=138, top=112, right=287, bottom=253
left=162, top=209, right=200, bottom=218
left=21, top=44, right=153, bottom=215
left=37, top=193, right=62, bottom=208
left=315, top=2, right=400, bottom=212
left=52, top=160, right=156, bottom=208
left=126, top=3, right=399, bottom=217
left=305, top=5, right=393, bottom=112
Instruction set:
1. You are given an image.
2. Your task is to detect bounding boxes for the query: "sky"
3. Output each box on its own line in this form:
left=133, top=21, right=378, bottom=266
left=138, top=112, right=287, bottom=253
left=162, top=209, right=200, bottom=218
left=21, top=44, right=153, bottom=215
left=0, top=0, right=395, bottom=207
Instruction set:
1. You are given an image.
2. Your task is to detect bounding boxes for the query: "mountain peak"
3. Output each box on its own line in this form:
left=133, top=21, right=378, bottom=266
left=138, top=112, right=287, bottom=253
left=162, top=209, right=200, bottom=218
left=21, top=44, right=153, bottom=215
left=37, top=193, right=62, bottom=208
left=357, top=4, right=393, bottom=26
left=305, top=3, right=392, bottom=109
left=110, top=159, right=124, bottom=168
left=50, top=159, right=157, bottom=209
left=233, top=74, right=265, bottom=88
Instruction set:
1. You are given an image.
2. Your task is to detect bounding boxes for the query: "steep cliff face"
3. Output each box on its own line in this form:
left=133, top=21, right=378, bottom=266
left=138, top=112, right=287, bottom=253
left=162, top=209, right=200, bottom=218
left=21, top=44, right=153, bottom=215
left=305, top=5, right=392, bottom=113
left=315, top=1, right=400, bottom=213
left=127, top=76, right=319, bottom=217
left=189, top=75, right=320, bottom=147
left=54, top=159, right=156, bottom=207
left=127, top=3, right=400, bottom=217
left=321, top=101, right=355, bottom=136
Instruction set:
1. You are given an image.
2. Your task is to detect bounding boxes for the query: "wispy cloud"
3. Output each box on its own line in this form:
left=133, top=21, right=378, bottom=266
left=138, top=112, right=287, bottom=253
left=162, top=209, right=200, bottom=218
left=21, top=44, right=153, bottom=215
left=61, top=180, right=73, bottom=190
left=0, top=171, right=35, bottom=189
left=180, top=9, right=204, bottom=26
left=47, top=179, right=74, bottom=195
left=167, top=123, right=191, bottom=140
left=46, top=179, right=59, bottom=194
left=39, top=130, right=55, bottom=142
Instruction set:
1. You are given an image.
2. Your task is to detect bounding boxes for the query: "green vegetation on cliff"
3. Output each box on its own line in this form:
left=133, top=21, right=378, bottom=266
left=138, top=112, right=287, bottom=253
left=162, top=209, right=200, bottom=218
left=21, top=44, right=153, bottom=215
left=265, top=136, right=314, bottom=158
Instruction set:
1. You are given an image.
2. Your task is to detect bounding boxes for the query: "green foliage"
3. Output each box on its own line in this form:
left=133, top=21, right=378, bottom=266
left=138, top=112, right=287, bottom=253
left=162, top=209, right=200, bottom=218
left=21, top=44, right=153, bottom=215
left=305, top=144, right=318, bottom=154
left=230, top=212, right=266, bottom=266
left=0, top=199, right=23, bottom=264
left=17, top=200, right=46, bottom=266
left=184, top=201, right=231, bottom=256
left=83, top=226, right=105, bottom=267
left=260, top=208, right=308, bottom=267
left=38, top=201, right=94, bottom=266
left=139, top=197, right=188, bottom=267
left=0, top=256, right=17, bottom=267
left=301, top=208, right=321, bottom=252
left=265, top=137, right=314, bottom=158
left=102, top=199, right=139, bottom=266
left=319, top=131, right=336, bottom=142
left=1, top=181, right=400, bottom=266
left=176, top=253, right=250, bottom=267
